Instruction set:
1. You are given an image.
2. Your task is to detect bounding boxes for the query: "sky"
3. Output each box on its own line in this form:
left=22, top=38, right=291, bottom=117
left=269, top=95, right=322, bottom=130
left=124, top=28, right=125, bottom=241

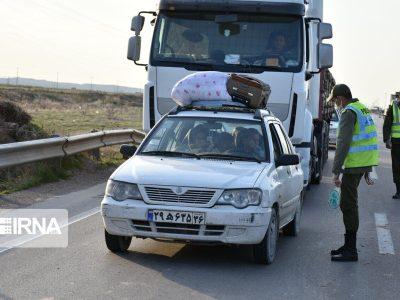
left=0, top=0, right=399, bottom=108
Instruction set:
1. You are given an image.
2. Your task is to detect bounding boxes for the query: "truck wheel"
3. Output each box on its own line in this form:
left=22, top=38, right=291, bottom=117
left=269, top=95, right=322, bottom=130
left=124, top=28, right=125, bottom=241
left=105, top=229, right=132, bottom=253
left=283, top=195, right=302, bottom=237
left=311, top=137, right=322, bottom=185
left=253, top=209, right=278, bottom=265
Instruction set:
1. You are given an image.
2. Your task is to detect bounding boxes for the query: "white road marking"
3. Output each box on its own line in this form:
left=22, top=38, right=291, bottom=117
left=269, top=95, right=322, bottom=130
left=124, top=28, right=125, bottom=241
left=375, top=213, right=395, bottom=255
left=0, top=207, right=100, bottom=255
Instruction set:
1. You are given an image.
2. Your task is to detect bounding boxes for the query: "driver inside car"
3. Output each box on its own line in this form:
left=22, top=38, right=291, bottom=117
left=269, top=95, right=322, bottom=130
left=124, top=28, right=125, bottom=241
left=186, top=124, right=212, bottom=153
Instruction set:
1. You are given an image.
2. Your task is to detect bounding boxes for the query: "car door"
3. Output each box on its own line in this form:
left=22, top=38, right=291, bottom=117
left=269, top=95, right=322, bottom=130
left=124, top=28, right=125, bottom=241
left=274, top=123, right=302, bottom=222
left=269, top=123, right=292, bottom=223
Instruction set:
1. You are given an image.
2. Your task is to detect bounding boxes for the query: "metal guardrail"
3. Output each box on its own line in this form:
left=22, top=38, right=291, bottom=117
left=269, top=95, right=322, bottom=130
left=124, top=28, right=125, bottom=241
left=0, top=129, right=145, bottom=169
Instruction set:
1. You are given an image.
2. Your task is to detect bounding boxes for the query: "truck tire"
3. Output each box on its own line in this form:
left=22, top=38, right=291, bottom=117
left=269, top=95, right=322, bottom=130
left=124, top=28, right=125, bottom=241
left=105, top=230, right=132, bottom=253
left=253, top=208, right=279, bottom=265
left=311, top=136, right=322, bottom=185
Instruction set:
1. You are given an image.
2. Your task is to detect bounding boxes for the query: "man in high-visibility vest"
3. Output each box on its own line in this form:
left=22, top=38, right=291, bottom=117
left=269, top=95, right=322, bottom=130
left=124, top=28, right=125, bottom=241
left=383, top=95, right=400, bottom=199
left=329, top=84, right=379, bottom=262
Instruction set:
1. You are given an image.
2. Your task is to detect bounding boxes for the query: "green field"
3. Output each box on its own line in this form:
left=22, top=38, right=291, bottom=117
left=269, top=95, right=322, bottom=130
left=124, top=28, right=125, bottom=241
left=0, top=85, right=143, bottom=195
left=0, top=84, right=143, bottom=136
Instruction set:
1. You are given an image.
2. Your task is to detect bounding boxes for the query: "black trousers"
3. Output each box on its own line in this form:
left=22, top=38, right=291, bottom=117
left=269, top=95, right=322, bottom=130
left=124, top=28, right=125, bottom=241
left=340, top=173, right=363, bottom=233
left=391, top=143, right=400, bottom=184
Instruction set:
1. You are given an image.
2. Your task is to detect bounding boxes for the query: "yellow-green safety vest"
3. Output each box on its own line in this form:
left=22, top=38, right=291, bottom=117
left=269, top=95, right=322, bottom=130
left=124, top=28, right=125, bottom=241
left=342, top=101, right=379, bottom=168
left=391, top=101, right=400, bottom=138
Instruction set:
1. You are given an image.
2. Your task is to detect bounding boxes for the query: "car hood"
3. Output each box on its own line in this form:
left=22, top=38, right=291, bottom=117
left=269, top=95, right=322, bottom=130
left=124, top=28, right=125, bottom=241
left=111, top=156, right=269, bottom=189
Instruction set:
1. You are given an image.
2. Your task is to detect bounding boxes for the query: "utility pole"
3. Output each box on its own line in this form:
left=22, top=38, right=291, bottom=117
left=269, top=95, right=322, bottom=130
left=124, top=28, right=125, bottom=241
left=56, top=72, right=59, bottom=89
left=90, top=77, right=93, bottom=91
left=16, top=67, right=19, bottom=85
left=6, top=77, right=10, bottom=85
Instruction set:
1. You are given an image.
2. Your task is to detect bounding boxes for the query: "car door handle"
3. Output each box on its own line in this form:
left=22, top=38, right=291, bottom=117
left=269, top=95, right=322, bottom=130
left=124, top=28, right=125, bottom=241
left=287, top=169, right=290, bottom=175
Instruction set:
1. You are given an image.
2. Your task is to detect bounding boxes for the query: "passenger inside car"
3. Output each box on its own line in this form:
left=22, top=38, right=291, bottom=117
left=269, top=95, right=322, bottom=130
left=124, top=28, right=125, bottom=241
left=234, top=128, right=264, bottom=159
left=214, top=132, right=235, bottom=153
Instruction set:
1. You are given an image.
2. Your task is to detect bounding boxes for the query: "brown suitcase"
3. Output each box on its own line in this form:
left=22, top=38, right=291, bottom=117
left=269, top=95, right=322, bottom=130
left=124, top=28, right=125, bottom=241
left=226, top=74, right=271, bottom=109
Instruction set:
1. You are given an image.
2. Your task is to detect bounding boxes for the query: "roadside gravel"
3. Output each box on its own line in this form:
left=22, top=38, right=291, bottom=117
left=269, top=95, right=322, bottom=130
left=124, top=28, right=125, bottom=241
left=0, top=164, right=116, bottom=209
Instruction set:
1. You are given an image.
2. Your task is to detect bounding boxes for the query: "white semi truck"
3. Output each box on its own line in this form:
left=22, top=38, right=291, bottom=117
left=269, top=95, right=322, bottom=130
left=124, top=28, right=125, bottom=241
left=127, top=0, right=335, bottom=186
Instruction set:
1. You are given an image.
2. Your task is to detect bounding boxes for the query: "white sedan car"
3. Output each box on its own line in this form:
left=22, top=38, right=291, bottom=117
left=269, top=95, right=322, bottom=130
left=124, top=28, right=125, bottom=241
left=101, top=105, right=303, bottom=264
left=329, top=109, right=340, bottom=147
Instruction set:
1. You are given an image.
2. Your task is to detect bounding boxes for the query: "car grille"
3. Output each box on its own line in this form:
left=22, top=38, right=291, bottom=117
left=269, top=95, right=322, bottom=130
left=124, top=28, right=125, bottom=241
left=144, top=186, right=216, bottom=205
left=131, top=220, right=225, bottom=236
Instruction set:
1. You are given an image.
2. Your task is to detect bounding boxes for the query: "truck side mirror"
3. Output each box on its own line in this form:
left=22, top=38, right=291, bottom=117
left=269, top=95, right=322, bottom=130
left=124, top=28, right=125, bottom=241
left=127, top=36, right=141, bottom=61
left=318, top=44, right=333, bottom=69
left=131, top=15, right=145, bottom=35
left=318, top=23, right=333, bottom=41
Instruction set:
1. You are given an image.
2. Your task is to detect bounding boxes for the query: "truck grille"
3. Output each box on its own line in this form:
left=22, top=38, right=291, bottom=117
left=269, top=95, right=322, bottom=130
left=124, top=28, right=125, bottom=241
left=144, top=186, right=215, bottom=205
left=131, top=220, right=225, bottom=237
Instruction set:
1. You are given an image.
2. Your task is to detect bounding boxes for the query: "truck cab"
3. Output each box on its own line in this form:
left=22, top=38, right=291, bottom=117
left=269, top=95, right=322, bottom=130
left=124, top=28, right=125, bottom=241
left=127, top=0, right=334, bottom=186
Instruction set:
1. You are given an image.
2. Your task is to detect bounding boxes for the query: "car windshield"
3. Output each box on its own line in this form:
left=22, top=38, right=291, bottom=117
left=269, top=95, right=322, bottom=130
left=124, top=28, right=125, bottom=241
left=140, top=116, right=269, bottom=162
left=152, top=11, right=303, bottom=73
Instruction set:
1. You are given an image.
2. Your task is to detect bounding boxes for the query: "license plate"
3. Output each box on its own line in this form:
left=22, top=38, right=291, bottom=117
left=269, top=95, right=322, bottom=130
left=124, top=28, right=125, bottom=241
left=147, top=210, right=205, bottom=225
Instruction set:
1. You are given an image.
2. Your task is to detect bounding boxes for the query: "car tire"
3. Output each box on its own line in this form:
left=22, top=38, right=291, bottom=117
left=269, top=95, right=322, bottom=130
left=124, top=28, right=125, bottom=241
left=105, top=229, right=132, bottom=253
left=283, top=194, right=302, bottom=237
left=253, top=208, right=279, bottom=265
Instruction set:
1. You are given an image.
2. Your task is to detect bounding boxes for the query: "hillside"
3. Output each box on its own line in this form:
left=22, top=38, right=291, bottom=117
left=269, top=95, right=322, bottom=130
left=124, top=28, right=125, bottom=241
left=0, top=84, right=143, bottom=137
left=0, top=77, right=142, bottom=94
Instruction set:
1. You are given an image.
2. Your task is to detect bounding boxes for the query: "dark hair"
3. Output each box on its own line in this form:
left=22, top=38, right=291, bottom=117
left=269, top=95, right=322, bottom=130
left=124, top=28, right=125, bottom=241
left=188, top=124, right=209, bottom=145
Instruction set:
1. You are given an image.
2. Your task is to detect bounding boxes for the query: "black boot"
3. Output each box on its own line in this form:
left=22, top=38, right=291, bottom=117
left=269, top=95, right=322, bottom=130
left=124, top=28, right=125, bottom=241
left=330, top=234, right=346, bottom=256
left=331, top=233, right=358, bottom=262
left=393, top=183, right=400, bottom=199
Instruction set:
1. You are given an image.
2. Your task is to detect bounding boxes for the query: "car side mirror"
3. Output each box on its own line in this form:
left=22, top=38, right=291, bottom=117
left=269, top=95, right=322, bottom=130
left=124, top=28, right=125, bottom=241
left=276, top=154, right=300, bottom=167
left=120, top=144, right=137, bottom=159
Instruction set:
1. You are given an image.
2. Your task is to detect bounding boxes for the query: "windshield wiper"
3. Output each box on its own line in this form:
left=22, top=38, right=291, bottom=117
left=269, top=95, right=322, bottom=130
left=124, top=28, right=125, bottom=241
left=198, top=153, right=262, bottom=163
left=140, top=151, right=200, bottom=159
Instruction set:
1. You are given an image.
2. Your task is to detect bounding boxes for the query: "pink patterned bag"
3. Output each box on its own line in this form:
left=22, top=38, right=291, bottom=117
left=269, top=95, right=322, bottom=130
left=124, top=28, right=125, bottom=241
left=171, top=71, right=232, bottom=106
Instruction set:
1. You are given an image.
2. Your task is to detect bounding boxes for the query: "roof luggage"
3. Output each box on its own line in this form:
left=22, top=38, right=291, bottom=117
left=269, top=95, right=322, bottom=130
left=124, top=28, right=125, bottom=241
left=171, top=71, right=270, bottom=109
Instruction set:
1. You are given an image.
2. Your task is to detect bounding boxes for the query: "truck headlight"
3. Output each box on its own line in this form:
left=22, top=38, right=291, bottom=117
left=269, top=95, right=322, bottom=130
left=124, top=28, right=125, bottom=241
left=105, top=180, right=142, bottom=201
left=217, top=189, right=262, bottom=208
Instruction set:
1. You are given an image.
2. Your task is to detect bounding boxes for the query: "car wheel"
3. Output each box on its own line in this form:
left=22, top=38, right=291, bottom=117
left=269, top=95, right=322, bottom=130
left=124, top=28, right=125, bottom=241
left=105, top=229, right=132, bottom=253
left=283, top=195, right=302, bottom=236
left=253, top=208, right=279, bottom=265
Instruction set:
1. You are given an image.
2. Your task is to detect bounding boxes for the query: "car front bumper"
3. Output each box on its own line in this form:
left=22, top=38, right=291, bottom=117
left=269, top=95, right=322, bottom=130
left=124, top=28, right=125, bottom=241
left=101, top=197, right=271, bottom=245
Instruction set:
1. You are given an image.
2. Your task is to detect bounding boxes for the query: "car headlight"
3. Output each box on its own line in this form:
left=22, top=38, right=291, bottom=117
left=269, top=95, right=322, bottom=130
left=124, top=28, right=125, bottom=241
left=217, top=189, right=262, bottom=208
left=105, top=180, right=143, bottom=201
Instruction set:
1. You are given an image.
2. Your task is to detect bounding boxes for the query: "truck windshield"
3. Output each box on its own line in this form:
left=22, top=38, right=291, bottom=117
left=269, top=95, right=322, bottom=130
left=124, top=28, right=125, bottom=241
left=140, top=116, right=269, bottom=162
left=151, top=12, right=303, bottom=73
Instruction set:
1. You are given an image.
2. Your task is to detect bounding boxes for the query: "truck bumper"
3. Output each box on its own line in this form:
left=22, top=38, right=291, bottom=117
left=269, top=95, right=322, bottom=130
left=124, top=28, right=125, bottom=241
left=101, top=197, right=271, bottom=245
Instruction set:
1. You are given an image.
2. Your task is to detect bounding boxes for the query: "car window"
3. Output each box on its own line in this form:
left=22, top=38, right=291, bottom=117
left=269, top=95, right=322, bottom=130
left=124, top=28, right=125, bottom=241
left=269, top=123, right=283, bottom=161
left=275, top=124, right=294, bottom=154
left=272, top=123, right=290, bottom=155
left=140, top=116, right=269, bottom=162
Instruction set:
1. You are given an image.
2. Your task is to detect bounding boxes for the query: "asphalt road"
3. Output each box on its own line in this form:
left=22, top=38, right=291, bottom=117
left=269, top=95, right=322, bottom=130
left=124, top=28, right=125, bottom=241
left=1, top=115, right=399, bottom=300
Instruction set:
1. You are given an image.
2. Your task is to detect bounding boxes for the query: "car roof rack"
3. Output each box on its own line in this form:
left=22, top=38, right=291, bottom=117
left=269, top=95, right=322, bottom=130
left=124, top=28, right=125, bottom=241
left=168, top=104, right=274, bottom=120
